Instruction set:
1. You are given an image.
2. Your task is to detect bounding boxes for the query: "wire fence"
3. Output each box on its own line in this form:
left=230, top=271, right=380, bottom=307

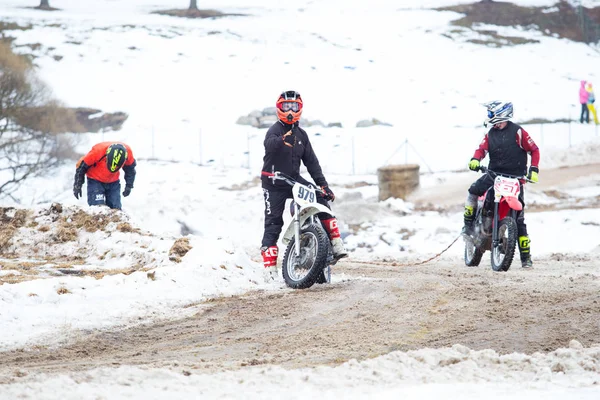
left=96, top=117, right=599, bottom=177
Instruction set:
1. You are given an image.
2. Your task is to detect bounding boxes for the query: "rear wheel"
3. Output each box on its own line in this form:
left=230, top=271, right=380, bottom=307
left=282, top=224, right=329, bottom=289
left=464, top=236, right=483, bottom=267
left=491, top=217, right=517, bottom=272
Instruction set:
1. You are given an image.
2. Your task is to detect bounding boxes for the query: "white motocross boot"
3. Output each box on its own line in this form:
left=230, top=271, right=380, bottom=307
left=322, top=217, right=348, bottom=260
left=261, top=246, right=279, bottom=282
left=263, top=265, right=278, bottom=282
left=331, top=237, right=348, bottom=260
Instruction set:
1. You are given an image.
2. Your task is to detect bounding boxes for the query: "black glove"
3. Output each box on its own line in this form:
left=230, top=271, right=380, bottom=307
left=123, top=185, right=132, bottom=197
left=73, top=184, right=82, bottom=200
left=73, top=161, right=88, bottom=200
left=321, top=186, right=335, bottom=202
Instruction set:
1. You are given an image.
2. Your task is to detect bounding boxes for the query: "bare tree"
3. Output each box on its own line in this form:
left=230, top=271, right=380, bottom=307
left=189, top=0, right=198, bottom=11
left=0, top=42, right=76, bottom=199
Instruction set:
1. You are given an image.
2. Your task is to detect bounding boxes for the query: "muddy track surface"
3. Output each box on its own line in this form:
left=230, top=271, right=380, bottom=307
left=1, top=256, right=599, bottom=381
left=408, top=163, right=600, bottom=210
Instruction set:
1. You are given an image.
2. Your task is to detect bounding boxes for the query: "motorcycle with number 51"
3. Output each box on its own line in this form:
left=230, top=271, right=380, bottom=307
left=464, top=166, right=534, bottom=272
left=262, top=171, right=338, bottom=289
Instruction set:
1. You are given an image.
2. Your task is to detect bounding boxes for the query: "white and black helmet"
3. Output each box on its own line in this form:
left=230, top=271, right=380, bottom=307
left=484, top=100, right=513, bottom=127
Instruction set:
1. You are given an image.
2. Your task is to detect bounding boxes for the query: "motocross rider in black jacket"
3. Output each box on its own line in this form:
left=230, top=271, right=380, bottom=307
left=260, top=90, right=347, bottom=270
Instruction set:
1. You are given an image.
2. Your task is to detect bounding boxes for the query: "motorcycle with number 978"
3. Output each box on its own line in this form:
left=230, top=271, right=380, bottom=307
left=262, top=171, right=338, bottom=289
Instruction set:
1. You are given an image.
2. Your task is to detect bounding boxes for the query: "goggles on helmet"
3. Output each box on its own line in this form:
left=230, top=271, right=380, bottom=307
left=487, top=110, right=495, bottom=119
left=278, top=101, right=301, bottom=112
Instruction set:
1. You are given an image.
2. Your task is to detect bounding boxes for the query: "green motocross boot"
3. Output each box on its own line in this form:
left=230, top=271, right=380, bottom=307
left=461, top=205, right=475, bottom=236
left=519, top=236, right=533, bottom=268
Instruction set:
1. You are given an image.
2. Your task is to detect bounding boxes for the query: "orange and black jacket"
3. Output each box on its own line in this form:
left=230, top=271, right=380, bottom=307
left=261, top=121, right=327, bottom=189
left=74, top=141, right=136, bottom=187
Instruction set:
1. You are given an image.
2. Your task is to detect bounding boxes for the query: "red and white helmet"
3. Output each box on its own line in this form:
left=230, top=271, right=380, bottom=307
left=276, top=90, right=303, bottom=124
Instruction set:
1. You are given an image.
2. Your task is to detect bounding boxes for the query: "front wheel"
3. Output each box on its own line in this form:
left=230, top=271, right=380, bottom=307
left=316, top=265, right=330, bottom=284
left=282, top=224, right=330, bottom=289
left=491, top=217, right=517, bottom=272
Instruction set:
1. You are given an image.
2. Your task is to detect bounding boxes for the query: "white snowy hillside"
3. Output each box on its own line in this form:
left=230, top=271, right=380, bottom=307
left=0, top=0, right=598, bottom=174
left=1, top=1, right=600, bottom=399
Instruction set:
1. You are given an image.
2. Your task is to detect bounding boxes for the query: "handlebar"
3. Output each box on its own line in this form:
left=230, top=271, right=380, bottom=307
left=476, top=166, right=535, bottom=184
left=262, top=171, right=294, bottom=184
left=261, top=171, right=325, bottom=194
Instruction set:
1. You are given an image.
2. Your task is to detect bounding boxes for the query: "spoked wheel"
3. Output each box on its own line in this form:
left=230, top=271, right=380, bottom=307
left=282, top=224, right=329, bottom=289
left=491, top=217, right=517, bottom=272
left=464, top=235, right=483, bottom=267
left=316, top=266, right=330, bottom=284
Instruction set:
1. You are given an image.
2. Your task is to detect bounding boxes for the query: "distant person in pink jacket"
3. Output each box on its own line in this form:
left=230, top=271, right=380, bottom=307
left=579, top=80, right=590, bottom=123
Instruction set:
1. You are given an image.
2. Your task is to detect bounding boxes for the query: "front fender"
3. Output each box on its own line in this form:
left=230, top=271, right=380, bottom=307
left=498, top=196, right=522, bottom=220
left=282, top=204, right=334, bottom=245
left=504, top=196, right=522, bottom=211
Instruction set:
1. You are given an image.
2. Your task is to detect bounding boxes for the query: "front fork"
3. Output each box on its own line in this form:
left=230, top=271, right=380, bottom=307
left=492, top=202, right=499, bottom=248
left=294, top=203, right=301, bottom=257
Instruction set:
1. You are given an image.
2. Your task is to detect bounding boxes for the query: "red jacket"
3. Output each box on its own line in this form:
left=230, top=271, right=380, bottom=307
left=80, top=142, right=136, bottom=183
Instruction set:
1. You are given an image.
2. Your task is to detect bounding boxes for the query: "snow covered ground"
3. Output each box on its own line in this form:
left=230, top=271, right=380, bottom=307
left=3, top=341, right=600, bottom=400
left=1, top=0, right=600, bottom=398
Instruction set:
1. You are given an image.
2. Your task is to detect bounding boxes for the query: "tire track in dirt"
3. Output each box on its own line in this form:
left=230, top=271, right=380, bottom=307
left=1, top=257, right=599, bottom=382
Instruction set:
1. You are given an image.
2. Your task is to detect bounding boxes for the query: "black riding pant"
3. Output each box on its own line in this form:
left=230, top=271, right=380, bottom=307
left=468, top=174, right=528, bottom=237
left=580, top=103, right=590, bottom=123
left=261, top=176, right=332, bottom=248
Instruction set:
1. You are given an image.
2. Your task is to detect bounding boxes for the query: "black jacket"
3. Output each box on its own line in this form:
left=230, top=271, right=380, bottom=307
left=487, top=122, right=528, bottom=176
left=261, top=121, right=327, bottom=189
left=473, top=121, right=540, bottom=177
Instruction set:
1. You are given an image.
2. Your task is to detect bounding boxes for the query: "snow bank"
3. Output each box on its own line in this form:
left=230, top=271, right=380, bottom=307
left=0, top=205, right=273, bottom=350
left=2, top=341, right=599, bottom=400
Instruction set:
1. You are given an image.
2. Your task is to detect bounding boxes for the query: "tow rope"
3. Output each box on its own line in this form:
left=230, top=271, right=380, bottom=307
left=352, top=234, right=462, bottom=267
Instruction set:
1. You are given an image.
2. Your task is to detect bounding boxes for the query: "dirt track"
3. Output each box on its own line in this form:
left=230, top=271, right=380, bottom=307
left=1, top=255, right=598, bottom=381
left=1, top=163, right=598, bottom=382
left=408, top=163, right=600, bottom=210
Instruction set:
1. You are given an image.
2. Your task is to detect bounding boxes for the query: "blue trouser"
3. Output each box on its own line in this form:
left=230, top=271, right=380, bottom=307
left=87, top=178, right=122, bottom=210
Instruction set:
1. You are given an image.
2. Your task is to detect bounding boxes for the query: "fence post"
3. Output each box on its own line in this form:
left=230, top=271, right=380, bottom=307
left=568, top=119, right=572, bottom=148
left=351, top=135, right=356, bottom=175
left=151, top=125, right=155, bottom=159
left=198, top=129, right=203, bottom=165
left=247, top=131, right=251, bottom=169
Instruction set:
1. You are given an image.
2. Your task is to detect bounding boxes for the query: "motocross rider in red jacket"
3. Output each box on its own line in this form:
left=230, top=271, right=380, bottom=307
left=462, top=101, right=540, bottom=268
